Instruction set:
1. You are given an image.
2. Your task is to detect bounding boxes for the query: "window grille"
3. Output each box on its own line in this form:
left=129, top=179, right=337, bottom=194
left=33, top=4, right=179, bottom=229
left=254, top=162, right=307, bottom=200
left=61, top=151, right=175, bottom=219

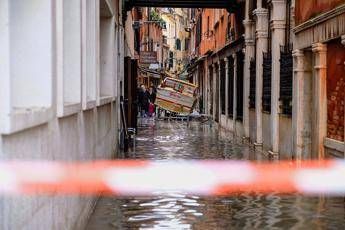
left=236, top=52, right=244, bottom=121
left=249, top=58, right=256, bottom=109
left=228, top=56, right=234, bottom=117
left=262, top=52, right=272, bottom=113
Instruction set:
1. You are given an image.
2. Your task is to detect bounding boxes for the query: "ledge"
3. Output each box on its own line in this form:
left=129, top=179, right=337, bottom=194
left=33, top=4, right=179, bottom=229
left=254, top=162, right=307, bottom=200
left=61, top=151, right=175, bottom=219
left=279, top=113, right=292, bottom=119
left=57, top=102, right=82, bottom=118
left=83, top=100, right=97, bottom=111
left=294, top=4, right=345, bottom=34
left=324, top=137, right=345, bottom=154
left=1, top=107, right=53, bottom=135
left=97, top=96, right=114, bottom=107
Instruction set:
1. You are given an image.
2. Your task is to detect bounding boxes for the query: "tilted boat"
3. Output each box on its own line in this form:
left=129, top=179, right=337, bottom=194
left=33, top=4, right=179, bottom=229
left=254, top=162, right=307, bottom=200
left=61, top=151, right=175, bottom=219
left=155, top=77, right=198, bottom=115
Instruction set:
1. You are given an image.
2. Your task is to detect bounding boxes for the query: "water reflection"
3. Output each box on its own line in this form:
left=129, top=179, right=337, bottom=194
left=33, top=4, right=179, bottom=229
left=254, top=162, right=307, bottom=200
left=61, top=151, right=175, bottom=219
left=86, top=120, right=345, bottom=229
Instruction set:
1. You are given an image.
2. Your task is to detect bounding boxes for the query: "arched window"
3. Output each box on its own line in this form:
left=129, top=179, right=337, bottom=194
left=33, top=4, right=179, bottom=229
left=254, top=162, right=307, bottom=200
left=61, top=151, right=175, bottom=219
left=176, top=39, right=181, bottom=50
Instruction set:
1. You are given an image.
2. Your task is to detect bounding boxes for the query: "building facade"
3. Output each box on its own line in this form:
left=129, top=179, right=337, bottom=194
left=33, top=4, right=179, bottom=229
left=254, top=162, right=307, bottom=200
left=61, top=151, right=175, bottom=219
left=136, top=7, right=164, bottom=87
left=161, top=8, right=190, bottom=75
left=0, top=0, right=128, bottom=228
left=189, top=0, right=345, bottom=159
left=293, top=0, right=345, bottom=159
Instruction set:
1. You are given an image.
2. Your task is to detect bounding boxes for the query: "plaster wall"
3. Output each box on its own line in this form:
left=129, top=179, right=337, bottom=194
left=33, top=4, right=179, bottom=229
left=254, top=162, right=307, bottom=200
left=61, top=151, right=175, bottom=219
left=0, top=105, right=118, bottom=230
left=0, top=0, right=122, bottom=229
left=262, top=113, right=272, bottom=150
left=279, top=115, right=293, bottom=159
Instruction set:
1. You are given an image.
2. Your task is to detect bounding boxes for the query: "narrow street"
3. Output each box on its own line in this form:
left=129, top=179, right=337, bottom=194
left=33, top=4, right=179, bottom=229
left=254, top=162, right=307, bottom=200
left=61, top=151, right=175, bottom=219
left=86, top=120, right=345, bottom=229
left=2, top=1, right=345, bottom=229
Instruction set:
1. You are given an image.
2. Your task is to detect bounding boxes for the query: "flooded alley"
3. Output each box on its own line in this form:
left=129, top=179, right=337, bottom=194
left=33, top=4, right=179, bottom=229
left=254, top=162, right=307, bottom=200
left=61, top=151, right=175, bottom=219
left=86, top=120, right=345, bottom=229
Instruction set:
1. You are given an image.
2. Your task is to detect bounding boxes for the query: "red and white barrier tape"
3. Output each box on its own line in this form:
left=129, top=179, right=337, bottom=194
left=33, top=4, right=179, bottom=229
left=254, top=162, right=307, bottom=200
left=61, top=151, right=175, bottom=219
left=0, top=160, right=344, bottom=196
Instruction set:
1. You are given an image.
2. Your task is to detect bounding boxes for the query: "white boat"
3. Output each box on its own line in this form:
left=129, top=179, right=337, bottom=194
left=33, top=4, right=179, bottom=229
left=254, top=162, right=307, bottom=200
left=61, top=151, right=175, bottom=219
left=155, top=77, right=198, bottom=115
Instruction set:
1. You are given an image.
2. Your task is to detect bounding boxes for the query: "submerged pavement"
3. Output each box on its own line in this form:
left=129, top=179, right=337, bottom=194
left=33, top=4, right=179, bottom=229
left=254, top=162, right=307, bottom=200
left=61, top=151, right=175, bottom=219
left=86, top=119, right=345, bottom=229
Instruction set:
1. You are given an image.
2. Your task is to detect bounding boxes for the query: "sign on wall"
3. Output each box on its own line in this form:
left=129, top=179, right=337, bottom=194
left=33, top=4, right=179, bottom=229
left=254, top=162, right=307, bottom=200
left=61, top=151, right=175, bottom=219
left=140, top=51, right=158, bottom=64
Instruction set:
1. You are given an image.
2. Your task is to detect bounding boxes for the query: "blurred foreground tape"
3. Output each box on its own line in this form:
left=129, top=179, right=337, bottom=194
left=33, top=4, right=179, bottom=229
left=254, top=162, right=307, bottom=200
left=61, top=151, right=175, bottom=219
left=0, top=160, right=345, bottom=196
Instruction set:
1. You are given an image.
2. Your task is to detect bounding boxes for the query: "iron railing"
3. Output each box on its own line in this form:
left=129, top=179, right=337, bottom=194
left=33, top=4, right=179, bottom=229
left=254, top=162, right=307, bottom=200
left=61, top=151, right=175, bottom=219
left=262, top=52, right=272, bottom=113
left=279, top=44, right=293, bottom=115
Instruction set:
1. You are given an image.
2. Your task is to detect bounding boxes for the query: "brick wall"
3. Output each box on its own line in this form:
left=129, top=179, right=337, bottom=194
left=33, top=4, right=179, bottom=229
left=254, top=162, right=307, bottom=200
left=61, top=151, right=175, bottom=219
left=327, top=39, right=345, bottom=141
left=296, top=0, right=345, bottom=25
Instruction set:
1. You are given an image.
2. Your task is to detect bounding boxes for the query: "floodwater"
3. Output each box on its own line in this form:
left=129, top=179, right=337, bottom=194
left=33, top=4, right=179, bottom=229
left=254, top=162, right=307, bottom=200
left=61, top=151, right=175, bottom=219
left=86, top=119, right=345, bottom=229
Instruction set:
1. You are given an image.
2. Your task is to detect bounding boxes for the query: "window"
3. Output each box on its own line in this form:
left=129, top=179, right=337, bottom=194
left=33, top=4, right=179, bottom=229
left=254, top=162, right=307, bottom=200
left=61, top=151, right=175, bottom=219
left=57, top=0, right=82, bottom=117
left=220, top=60, right=226, bottom=115
left=169, top=51, right=174, bottom=69
left=134, top=28, right=140, bottom=52
left=262, top=2, right=272, bottom=113
left=82, top=0, right=97, bottom=110
left=185, top=38, right=190, bottom=51
left=279, top=45, right=293, bottom=115
left=228, top=56, right=234, bottom=117
left=195, top=16, right=202, bottom=47
left=176, top=39, right=181, bottom=51
left=262, top=52, right=272, bottom=113
left=236, top=52, right=244, bottom=121
left=99, top=0, right=115, bottom=105
left=226, top=14, right=234, bottom=42
left=1, top=0, right=54, bottom=133
left=249, top=58, right=256, bottom=109
left=279, top=0, right=293, bottom=115
left=249, top=0, right=257, bottom=20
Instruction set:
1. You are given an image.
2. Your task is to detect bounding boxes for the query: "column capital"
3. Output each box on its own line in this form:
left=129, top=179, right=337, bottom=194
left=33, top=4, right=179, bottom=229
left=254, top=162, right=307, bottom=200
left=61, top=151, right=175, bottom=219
left=243, top=19, right=255, bottom=27
left=256, top=31, right=268, bottom=39
left=292, top=49, right=305, bottom=72
left=292, top=49, right=304, bottom=58
left=271, top=0, right=287, bottom=8
left=341, top=35, right=345, bottom=46
left=271, top=20, right=286, bottom=30
left=224, top=57, right=229, bottom=63
left=253, top=8, right=269, bottom=17
left=312, top=43, right=327, bottom=54
left=312, top=43, right=327, bottom=70
left=245, top=39, right=255, bottom=46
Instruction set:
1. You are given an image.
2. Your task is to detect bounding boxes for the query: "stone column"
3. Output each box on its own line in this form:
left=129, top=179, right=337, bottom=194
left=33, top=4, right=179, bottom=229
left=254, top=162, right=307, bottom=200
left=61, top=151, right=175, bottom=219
left=212, top=63, right=217, bottom=120
left=233, top=53, right=238, bottom=133
left=243, top=19, right=255, bottom=138
left=195, top=65, right=200, bottom=111
left=341, top=35, right=345, bottom=158
left=312, top=43, right=327, bottom=159
left=270, top=0, right=286, bottom=154
left=225, top=57, right=229, bottom=118
left=292, top=50, right=304, bottom=160
left=253, top=5, right=269, bottom=145
left=207, top=66, right=212, bottom=115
